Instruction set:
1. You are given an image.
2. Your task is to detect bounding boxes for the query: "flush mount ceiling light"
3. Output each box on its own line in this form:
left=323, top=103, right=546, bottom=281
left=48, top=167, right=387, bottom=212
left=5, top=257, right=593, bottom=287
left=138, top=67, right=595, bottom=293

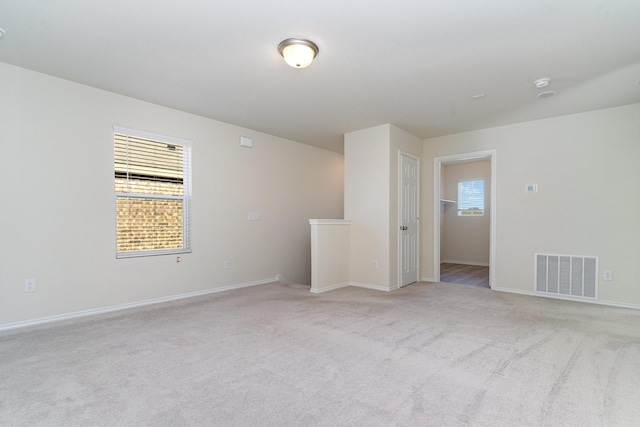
left=0, top=28, right=5, bottom=39
left=534, top=78, right=551, bottom=88
left=278, top=38, right=319, bottom=68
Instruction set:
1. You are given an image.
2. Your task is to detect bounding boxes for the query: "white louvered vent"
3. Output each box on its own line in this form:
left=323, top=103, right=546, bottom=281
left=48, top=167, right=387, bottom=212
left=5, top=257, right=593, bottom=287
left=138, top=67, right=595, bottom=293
left=535, top=254, right=598, bottom=299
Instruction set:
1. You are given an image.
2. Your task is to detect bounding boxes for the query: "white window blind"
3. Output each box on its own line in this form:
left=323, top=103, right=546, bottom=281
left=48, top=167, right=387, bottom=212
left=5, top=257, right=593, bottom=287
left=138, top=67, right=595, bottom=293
left=114, top=127, right=192, bottom=258
left=458, top=179, right=484, bottom=216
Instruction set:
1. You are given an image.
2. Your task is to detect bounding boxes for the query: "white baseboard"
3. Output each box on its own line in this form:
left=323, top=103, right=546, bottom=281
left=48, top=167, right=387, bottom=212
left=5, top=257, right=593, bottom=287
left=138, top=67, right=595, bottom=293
left=311, top=281, right=392, bottom=293
left=492, top=287, right=640, bottom=311
left=421, top=277, right=436, bottom=283
left=0, top=277, right=278, bottom=332
left=441, top=260, right=489, bottom=267
left=350, top=281, right=392, bottom=292
left=310, top=282, right=351, bottom=294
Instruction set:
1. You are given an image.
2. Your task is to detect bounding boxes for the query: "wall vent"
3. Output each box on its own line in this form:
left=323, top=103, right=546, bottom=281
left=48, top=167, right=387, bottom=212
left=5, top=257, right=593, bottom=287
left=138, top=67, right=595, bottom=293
left=535, top=254, right=597, bottom=299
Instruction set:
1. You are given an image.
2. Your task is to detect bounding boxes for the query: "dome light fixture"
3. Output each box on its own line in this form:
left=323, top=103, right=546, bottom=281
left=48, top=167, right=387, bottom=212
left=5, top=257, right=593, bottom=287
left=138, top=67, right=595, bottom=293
left=278, top=38, right=319, bottom=68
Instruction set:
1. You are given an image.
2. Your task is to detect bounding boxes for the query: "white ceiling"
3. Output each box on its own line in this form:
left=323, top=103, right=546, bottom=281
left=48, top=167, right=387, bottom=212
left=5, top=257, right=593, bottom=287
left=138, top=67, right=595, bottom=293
left=1, top=0, right=639, bottom=153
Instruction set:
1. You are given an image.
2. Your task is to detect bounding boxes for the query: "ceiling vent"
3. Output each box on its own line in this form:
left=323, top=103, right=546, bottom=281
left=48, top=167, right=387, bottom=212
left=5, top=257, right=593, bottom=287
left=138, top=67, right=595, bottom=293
left=536, top=90, right=556, bottom=99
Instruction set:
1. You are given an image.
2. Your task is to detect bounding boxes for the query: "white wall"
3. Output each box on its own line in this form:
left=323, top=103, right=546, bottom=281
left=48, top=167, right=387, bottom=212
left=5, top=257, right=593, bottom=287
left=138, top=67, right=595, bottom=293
left=344, top=125, right=390, bottom=289
left=309, top=220, right=351, bottom=293
left=344, top=124, right=422, bottom=290
left=422, top=103, right=640, bottom=307
left=441, top=161, right=490, bottom=265
left=0, top=62, right=344, bottom=327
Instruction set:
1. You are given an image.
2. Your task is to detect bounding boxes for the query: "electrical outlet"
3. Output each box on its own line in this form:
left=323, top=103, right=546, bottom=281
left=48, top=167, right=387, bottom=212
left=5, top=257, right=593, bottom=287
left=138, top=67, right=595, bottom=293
left=224, top=260, right=231, bottom=269
left=372, top=259, right=379, bottom=268
left=24, top=279, right=36, bottom=293
left=603, top=270, right=613, bottom=281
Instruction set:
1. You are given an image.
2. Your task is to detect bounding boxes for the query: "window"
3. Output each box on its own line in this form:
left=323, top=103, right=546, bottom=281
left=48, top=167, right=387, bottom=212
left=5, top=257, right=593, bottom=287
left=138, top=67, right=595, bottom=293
left=114, top=127, right=192, bottom=258
left=458, top=179, right=484, bottom=216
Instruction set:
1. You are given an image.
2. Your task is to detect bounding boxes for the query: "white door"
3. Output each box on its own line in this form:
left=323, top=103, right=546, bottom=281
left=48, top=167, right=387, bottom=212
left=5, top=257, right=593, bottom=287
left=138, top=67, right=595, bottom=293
left=400, top=153, right=419, bottom=287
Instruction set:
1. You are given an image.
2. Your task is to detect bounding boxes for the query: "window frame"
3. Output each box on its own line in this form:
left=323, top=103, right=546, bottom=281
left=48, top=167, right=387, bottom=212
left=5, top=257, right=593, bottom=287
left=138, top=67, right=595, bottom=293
left=114, top=126, right=192, bottom=259
left=457, top=178, right=485, bottom=217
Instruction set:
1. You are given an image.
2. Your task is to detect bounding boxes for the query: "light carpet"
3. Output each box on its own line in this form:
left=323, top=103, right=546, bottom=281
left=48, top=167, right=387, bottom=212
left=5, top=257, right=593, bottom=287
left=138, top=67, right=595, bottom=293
left=1, top=281, right=640, bottom=426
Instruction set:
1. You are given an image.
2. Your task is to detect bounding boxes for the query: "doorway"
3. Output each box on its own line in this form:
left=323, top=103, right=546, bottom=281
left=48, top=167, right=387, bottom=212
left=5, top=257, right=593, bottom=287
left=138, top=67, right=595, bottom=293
left=433, top=150, right=496, bottom=288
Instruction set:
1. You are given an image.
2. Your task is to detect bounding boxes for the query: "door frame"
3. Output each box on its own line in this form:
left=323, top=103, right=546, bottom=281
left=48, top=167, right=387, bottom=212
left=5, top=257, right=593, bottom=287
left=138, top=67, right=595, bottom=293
left=433, top=149, right=496, bottom=288
left=398, top=151, right=420, bottom=288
